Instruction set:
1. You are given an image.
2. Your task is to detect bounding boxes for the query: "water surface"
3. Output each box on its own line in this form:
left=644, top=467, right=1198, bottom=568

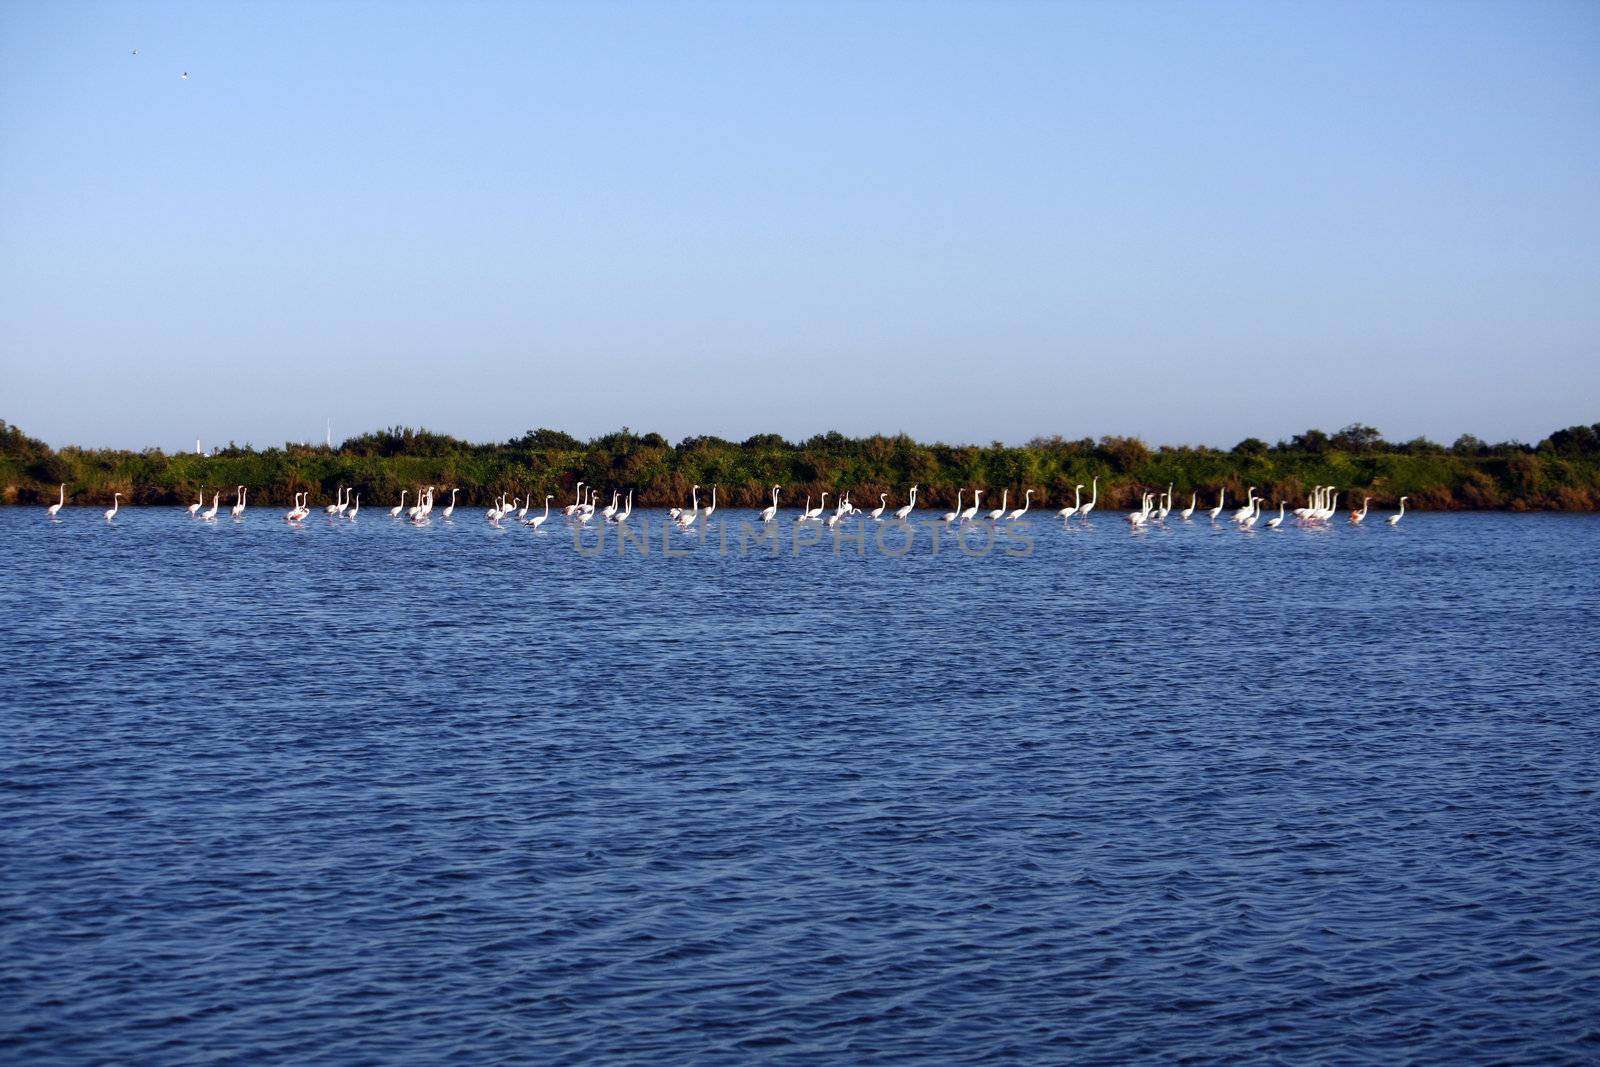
left=3, top=509, right=1598, bottom=1063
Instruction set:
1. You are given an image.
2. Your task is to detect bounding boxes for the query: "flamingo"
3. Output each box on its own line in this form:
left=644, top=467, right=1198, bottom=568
left=1208, top=488, right=1226, bottom=522
left=1058, top=484, right=1082, bottom=519
left=987, top=489, right=1009, bottom=523
left=1007, top=489, right=1033, bottom=520
left=677, top=485, right=701, bottom=529
left=525, top=494, right=554, bottom=530
left=794, top=495, right=812, bottom=523
left=761, top=485, right=781, bottom=524
left=1078, top=477, right=1099, bottom=519
left=1387, top=496, right=1409, bottom=526
left=1350, top=497, right=1371, bottom=524
left=1234, top=491, right=1262, bottom=528
left=602, top=491, right=620, bottom=521
left=104, top=492, right=121, bottom=521
left=1180, top=492, right=1196, bottom=521
left=47, top=484, right=65, bottom=518
left=188, top=488, right=204, bottom=516
left=231, top=485, right=246, bottom=519
left=326, top=486, right=344, bottom=515
left=869, top=493, right=888, bottom=521
left=894, top=486, right=918, bottom=521
left=608, top=490, right=633, bottom=523
left=442, top=488, right=459, bottom=519
left=942, top=490, right=964, bottom=524
left=347, top=493, right=359, bottom=519
left=1232, top=487, right=1258, bottom=525
left=202, top=491, right=220, bottom=521
left=563, top=482, right=585, bottom=517
left=960, top=490, right=982, bottom=523
left=805, top=493, right=828, bottom=521
left=1155, top=484, right=1173, bottom=522
left=390, top=490, right=408, bottom=518
left=286, top=492, right=307, bottom=523
left=1266, top=501, right=1286, bottom=529
left=703, top=485, right=718, bottom=522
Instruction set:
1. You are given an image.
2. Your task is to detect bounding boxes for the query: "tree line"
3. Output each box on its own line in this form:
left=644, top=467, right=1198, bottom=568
left=3, top=419, right=1599, bottom=511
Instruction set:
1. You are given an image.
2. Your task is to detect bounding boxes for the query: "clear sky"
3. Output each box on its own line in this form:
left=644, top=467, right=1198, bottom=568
left=2, top=0, right=1596, bottom=451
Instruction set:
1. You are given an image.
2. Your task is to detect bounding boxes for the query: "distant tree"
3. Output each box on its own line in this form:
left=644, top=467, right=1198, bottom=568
left=1232, top=437, right=1268, bottom=457
left=1399, top=437, right=1443, bottom=455
left=1540, top=423, right=1600, bottom=456
left=1285, top=429, right=1330, bottom=454
left=515, top=428, right=583, bottom=451
left=1451, top=434, right=1487, bottom=456
left=1097, top=435, right=1150, bottom=471
left=1331, top=423, right=1384, bottom=452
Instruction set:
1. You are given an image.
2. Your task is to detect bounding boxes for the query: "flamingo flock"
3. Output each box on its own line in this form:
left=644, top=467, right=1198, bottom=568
left=44, top=481, right=1417, bottom=532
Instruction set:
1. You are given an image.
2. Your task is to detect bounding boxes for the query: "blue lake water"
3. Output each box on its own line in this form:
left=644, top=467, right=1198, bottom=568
left=3, top=507, right=1598, bottom=1063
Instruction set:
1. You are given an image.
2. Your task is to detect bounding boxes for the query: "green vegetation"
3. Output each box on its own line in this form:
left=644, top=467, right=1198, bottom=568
left=4, top=419, right=1599, bottom=511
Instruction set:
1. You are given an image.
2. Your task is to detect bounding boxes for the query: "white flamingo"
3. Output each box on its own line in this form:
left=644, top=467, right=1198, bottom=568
left=609, top=490, right=633, bottom=523
left=1078, top=477, right=1099, bottom=519
left=1127, top=491, right=1156, bottom=527
left=602, top=491, right=620, bottom=521
left=563, top=482, right=585, bottom=517
left=525, top=494, right=554, bottom=530
left=326, top=486, right=344, bottom=515
left=47, top=483, right=65, bottom=518
left=1180, top=492, right=1196, bottom=521
left=677, top=485, right=701, bottom=529
left=1232, top=487, right=1258, bottom=525
left=442, top=488, right=459, bottom=519
left=987, top=489, right=1009, bottom=523
left=390, top=490, right=408, bottom=518
left=761, top=485, right=781, bottom=524
left=795, top=494, right=812, bottom=523
left=805, top=493, right=828, bottom=521
left=1350, top=497, right=1371, bottom=524
left=1208, top=488, right=1226, bottom=522
left=1387, top=496, right=1409, bottom=526
left=1266, top=501, right=1286, bottom=529
left=347, top=493, right=359, bottom=519
left=942, top=490, right=964, bottom=524
left=869, top=493, right=888, bottom=521
left=894, top=486, right=918, bottom=521
left=960, top=490, right=982, bottom=523
left=202, top=491, right=220, bottom=521
left=104, top=492, right=121, bottom=521
left=188, top=487, right=204, bottom=516
left=703, top=485, right=718, bottom=522
left=1007, top=489, right=1033, bottom=520
left=231, top=485, right=246, bottom=519
left=1058, top=484, right=1082, bottom=519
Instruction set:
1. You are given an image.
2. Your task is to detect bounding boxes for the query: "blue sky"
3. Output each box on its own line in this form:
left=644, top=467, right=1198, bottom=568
left=2, top=0, right=1596, bottom=450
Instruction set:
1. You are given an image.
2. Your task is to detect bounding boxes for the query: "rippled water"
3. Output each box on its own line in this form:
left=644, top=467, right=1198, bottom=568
left=4, top=507, right=1598, bottom=1063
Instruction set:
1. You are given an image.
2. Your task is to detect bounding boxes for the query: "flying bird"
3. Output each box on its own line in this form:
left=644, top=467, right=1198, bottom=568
left=181, top=72, right=189, bottom=79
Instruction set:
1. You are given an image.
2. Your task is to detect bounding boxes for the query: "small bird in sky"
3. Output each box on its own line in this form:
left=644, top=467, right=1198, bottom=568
left=131, top=49, right=138, bottom=55
left=181, top=72, right=189, bottom=79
